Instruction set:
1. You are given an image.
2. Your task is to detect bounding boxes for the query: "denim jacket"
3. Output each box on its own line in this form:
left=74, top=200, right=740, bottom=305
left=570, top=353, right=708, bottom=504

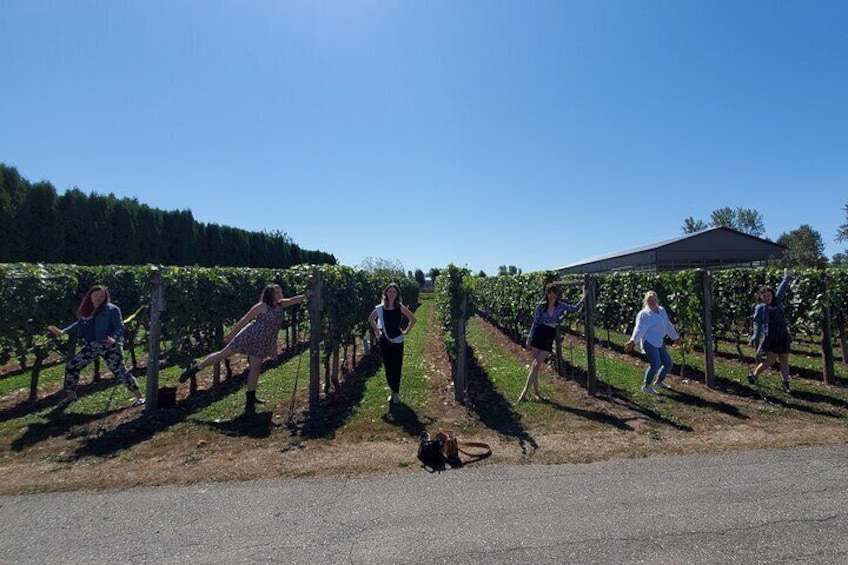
left=61, top=303, right=125, bottom=344
left=528, top=298, right=584, bottom=341
left=751, top=274, right=791, bottom=343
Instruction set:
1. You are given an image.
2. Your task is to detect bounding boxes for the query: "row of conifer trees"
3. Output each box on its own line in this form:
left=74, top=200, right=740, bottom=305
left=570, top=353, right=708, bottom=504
left=0, top=163, right=335, bottom=268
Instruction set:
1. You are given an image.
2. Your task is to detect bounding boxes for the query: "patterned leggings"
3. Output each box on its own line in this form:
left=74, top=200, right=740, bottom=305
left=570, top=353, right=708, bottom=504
left=64, top=341, right=139, bottom=393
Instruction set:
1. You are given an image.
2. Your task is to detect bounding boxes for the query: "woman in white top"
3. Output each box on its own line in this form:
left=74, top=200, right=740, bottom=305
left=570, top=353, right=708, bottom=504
left=624, top=291, right=682, bottom=394
left=368, top=283, right=417, bottom=405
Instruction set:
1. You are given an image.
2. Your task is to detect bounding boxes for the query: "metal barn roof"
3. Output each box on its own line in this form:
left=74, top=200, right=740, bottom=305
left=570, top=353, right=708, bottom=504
left=556, top=227, right=786, bottom=274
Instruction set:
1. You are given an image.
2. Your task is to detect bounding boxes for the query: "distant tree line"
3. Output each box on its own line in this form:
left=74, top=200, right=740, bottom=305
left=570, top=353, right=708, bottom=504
left=0, top=164, right=336, bottom=267
left=682, top=204, right=848, bottom=269
left=682, top=207, right=766, bottom=237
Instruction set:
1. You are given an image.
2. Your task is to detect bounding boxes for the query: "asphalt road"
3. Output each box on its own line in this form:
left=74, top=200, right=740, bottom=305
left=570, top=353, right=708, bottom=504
left=1, top=445, right=847, bottom=564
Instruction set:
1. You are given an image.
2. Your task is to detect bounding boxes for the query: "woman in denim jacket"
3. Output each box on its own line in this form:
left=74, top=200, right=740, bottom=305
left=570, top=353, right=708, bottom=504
left=519, top=283, right=584, bottom=402
left=747, top=268, right=793, bottom=393
left=48, top=285, right=145, bottom=408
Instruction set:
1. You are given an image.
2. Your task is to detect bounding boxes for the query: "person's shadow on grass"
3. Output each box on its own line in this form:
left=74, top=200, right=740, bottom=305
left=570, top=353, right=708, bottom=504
left=383, top=401, right=431, bottom=438
left=198, top=410, right=276, bottom=439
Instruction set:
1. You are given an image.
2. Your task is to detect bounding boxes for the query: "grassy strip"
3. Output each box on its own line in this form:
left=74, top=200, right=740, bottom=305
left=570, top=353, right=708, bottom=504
left=334, top=295, right=435, bottom=439
left=470, top=315, right=848, bottom=435
left=0, top=363, right=65, bottom=398
left=588, top=328, right=848, bottom=393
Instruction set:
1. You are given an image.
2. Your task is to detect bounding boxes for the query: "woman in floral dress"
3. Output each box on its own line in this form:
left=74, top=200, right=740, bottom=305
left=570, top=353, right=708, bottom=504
left=179, top=284, right=307, bottom=410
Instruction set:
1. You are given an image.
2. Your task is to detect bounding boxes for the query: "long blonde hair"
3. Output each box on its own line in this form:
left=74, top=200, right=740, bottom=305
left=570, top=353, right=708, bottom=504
left=643, top=290, right=660, bottom=309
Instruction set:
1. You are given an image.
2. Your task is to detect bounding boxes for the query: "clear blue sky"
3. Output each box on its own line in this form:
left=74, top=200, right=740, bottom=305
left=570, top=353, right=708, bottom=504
left=2, top=1, right=846, bottom=275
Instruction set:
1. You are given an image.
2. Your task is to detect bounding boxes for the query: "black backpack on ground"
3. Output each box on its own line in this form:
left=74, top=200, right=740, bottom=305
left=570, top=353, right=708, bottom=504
left=416, top=432, right=444, bottom=467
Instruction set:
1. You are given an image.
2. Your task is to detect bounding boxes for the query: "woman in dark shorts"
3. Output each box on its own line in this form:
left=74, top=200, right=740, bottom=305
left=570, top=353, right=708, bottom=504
left=179, top=284, right=307, bottom=410
left=748, top=268, right=793, bottom=393
left=519, top=283, right=584, bottom=402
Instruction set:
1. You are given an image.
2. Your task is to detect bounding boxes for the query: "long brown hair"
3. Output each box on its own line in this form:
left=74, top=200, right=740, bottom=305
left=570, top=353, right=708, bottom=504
left=381, top=282, right=404, bottom=309
left=756, top=284, right=775, bottom=305
left=260, top=284, right=280, bottom=307
left=77, top=285, right=111, bottom=318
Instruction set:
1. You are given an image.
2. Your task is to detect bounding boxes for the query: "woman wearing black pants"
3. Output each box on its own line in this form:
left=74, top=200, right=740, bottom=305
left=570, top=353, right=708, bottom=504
left=369, top=282, right=417, bottom=404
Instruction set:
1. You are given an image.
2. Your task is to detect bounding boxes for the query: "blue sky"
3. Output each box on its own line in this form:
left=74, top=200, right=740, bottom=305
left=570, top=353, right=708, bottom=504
left=2, top=1, right=846, bottom=275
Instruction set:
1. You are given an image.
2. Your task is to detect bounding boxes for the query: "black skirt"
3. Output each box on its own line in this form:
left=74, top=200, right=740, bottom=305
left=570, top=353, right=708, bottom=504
left=530, top=324, right=556, bottom=352
left=760, top=331, right=791, bottom=355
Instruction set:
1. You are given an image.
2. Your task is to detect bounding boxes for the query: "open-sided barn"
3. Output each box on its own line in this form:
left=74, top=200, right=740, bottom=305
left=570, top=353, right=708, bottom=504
left=556, top=227, right=786, bottom=275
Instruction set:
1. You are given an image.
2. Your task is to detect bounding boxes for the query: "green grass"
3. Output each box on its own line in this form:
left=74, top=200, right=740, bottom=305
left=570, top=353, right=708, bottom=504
left=466, top=316, right=848, bottom=438
left=467, top=318, right=690, bottom=430
left=1, top=294, right=846, bottom=495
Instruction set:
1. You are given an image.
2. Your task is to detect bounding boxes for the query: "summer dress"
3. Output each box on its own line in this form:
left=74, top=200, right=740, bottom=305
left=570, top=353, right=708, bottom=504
left=228, top=305, right=285, bottom=358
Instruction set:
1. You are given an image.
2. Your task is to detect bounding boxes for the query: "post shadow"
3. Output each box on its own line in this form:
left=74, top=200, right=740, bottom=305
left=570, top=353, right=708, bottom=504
left=298, top=348, right=383, bottom=439
left=466, top=344, right=538, bottom=454
left=564, top=363, right=695, bottom=432
left=75, top=346, right=309, bottom=458
left=10, top=396, right=128, bottom=452
left=540, top=397, right=635, bottom=431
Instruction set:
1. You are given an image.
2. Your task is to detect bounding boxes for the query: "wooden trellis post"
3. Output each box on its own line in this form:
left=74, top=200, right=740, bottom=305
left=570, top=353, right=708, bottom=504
left=145, top=268, right=166, bottom=412
left=821, top=274, right=836, bottom=385
left=454, top=294, right=468, bottom=402
left=212, top=322, right=223, bottom=386
left=584, top=275, right=598, bottom=396
left=309, top=270, right=322, bottom=411
left=701, top=270, right=716, bottom=389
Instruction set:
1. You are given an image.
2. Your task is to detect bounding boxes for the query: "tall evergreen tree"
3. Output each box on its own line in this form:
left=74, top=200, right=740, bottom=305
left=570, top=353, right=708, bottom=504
left=218, top=226, right=246, bottom=266
left=57, top=188, right=96, bottom=264
left=88, top=195, right=114, bottom=264
left=163, top=210, right=198, bottom=265
left=203, top=223, right=224, bottom=266
left=18, top=181, right=62, bottom=262
left=249, top=232, right=269, bottom=267
left=110, top=197, right=140, bottom=264
left=0, top=163, right=337, bottom=268
left=414, top=269, right=426, bottom=286
left=0, top=165, right=25, bottom=261
left=135, top=204, right=164, bottom=264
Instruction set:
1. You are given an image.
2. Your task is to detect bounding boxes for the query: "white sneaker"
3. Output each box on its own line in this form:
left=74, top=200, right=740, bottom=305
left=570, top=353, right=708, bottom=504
left=654, top=380, right=672, bottom=390
left=641, top=385, right=657, bottom=394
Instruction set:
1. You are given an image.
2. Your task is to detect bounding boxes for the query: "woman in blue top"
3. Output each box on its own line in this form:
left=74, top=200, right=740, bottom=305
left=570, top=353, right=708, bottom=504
left=48, top=285, right=145, bottom=408
left=747, top=268, right=793, bottom=393
left=624, top=291, right=682, bottom=394
left=519, top=283, right=584, bottom=402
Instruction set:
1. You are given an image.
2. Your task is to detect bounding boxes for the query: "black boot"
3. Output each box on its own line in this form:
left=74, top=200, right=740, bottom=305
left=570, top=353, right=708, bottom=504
left=245, top=390, right=266, bottom=410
